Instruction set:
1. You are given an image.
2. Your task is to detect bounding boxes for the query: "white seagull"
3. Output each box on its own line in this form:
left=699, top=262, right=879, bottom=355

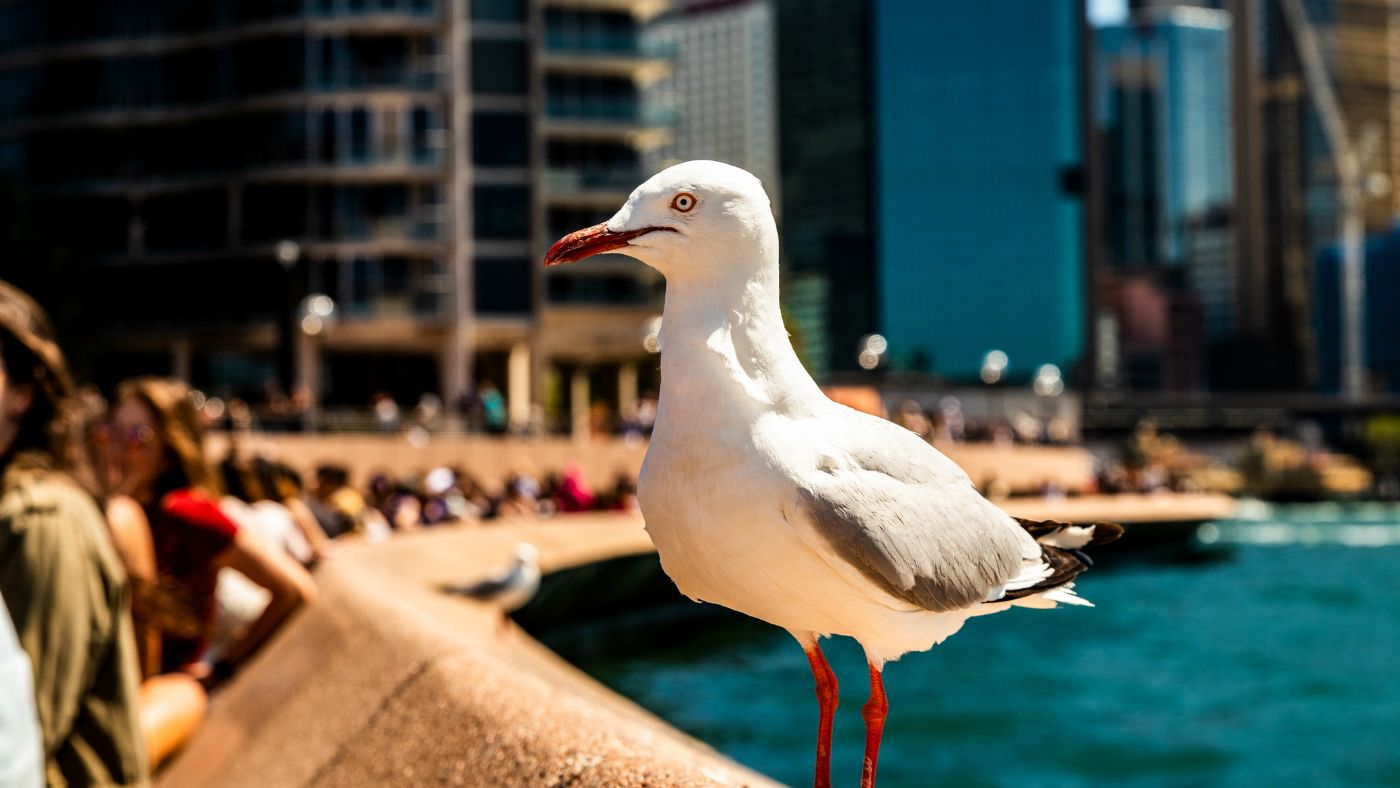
left=543, top=161, right=1121, bottom=788
left=444, top=542, right=542, bottom=616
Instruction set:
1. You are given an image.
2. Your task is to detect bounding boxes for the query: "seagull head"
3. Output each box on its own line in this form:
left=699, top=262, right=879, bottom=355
left=542, top=160, right=776, bottom=279
left=513, top=541, right=539, bottom=567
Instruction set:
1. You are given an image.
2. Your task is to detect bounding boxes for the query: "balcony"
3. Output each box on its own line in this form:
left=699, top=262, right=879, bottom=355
left=307, top=0, right=439, bottom=18
left=544, top=167, right=641, bottom=208
left=540, top=33, right=674, bottom=82
left=311, top=64, right=442, bottom=92
left=331, top=212, right=443, bottom=243
left=250, top=154, right=444, bottom=184
left=540, top=0, right=670, bottom=23
left=541, top=101, right=675, bottom=148
left=0, top=4, right=442, bottom=68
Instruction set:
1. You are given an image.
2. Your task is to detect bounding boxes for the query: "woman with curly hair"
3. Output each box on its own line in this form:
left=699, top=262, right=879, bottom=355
left=102, top=377, right=316, bottom=683
left=0, top=280, right=148, bottom=787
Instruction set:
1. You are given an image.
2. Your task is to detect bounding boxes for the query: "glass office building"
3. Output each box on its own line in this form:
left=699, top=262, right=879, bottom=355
left=873, top=0, right=1085, bottom=382
left=1098, top=9, right=1234, bottom=336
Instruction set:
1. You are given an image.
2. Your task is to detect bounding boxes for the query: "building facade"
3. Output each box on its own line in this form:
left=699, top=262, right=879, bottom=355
left=1314, top=227, right=1400, bottom=395
left=1242, top=0, right=1400, bottom=390
left=0, top=0, right=673, bottom=430
left=1095, top=7, right=1234, bottom=391
left=773, top=0, right=875, bottom=380
left=643, top=0, right=778, bottom=194
left=875, top=0, right=1085, bottom=384
left=775, top=0, right=1085, bottom=384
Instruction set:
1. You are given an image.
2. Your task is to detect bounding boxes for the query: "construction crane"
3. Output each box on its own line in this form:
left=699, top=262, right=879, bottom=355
left=1278, top=0, right=1386, bottom=401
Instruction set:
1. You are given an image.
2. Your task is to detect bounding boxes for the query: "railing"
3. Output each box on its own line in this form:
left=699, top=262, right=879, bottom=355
left=321, top=148, right=444, bottom=168
left=0, top=1, right=441, bottom=57
left=340, top=290, right=444, bottom=319
left=544, top=168, right=643, bottom=193
left=311, top=69, right=440, bottom=92
left=542, top=32, right=677, bottom=58
left=544, top=100, right=676, bottom=126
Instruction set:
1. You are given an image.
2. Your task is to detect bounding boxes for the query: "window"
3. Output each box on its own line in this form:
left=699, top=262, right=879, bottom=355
left=349, top=108, right=369, bottom=160
left=472, top=113, right=529, bottom=166
left=411, top=106, right=441, bottom=163
left=473, top=186, right=529, bottom=239
left=472, top=0, right=525, bottom=23
left=474, top=257, right=532, bottom=314
left=472, top=41, right=528, bottom=95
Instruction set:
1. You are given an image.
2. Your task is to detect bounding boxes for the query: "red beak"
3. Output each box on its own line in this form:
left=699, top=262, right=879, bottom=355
left=542, top=222, right=675, bottom=266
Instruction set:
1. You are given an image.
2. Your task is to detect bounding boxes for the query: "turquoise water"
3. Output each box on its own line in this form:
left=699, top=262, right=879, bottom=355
left=552, top=504, right=1400, bottom=787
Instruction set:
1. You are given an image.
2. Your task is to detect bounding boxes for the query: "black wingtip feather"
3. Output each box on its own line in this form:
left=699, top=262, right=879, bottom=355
left=990, top=517, right=1126, bottom=604
left=1089, top=521, right=1125, bottom=546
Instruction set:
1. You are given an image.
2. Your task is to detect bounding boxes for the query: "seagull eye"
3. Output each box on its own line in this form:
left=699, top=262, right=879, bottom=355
left=671, top=192, right=697, bottom=213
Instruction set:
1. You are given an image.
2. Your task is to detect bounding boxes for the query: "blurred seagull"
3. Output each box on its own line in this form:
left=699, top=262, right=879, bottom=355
left=443, top=542, right=541, bottom=619
left=544, top=161, right=1122, bottom=788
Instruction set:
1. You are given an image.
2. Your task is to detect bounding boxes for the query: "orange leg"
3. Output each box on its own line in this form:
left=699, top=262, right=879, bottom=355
left=803, top=643, right=840, bottom=788
left=860, top=661, right=888, bottom=788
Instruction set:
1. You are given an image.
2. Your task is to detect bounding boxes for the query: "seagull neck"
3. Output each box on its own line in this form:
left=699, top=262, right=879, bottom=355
left=660, top=262, right=822, bottom=413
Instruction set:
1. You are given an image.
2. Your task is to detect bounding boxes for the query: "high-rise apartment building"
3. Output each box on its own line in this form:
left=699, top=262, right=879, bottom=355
left=535, top=0, right=674, bottom=431
left=643, top=0, right=778, bottom=193
left=775, top=0, right=1085, bottom=383
left=0, top=0, right=673, bottom=428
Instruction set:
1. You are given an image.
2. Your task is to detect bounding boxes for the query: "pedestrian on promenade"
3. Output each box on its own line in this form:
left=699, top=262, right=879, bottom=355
left=0, top=280, right=149, bottom=787
left=104, top=377, right=316, bottom=683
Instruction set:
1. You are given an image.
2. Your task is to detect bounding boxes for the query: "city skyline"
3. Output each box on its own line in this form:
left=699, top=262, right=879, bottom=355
left=0, top=0, right=1397, bottom=421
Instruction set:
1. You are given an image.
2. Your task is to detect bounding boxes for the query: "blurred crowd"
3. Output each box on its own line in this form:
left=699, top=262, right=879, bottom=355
left=198, top=380, right=660, bottom=441
left=312, top=460, right=640, bottom=539
left=890, top=396, right=1075, bottom=447
left=0, top=280, right=639, bottom=787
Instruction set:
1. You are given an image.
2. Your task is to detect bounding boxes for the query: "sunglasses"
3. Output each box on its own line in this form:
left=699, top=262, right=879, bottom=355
left=96, top=424, right=157, bottom=451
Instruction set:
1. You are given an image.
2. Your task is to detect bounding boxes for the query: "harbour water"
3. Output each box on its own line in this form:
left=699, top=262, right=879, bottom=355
left=542, top=503, right=1400, bottom=787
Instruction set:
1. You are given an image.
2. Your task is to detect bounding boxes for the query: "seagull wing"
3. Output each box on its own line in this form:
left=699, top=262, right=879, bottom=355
left=444, top=563, right=519, bottom=601
left=783, top=409, right=1038, bottom=613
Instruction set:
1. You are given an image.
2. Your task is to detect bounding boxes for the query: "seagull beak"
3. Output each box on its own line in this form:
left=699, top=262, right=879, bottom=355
left=543, top=222, right=675, bottom=266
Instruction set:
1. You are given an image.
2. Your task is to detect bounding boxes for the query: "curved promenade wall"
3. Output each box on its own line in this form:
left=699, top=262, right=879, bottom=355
left=157, top=515, right=777, bottom=787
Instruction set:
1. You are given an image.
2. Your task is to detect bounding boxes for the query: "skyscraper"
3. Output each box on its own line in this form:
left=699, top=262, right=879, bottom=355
left=774, top=0, right=875, bottom=380
left=1315, top=229, right=1400, bottom=394
left=775, top=0, right=1086, bottom=383
left=1096, top=7, right=1234, bottom=391
left=1243, top=0, right=1400, bottom=390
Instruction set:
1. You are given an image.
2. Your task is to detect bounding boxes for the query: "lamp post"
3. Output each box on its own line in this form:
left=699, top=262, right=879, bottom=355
left=274, top=240, right=302, bottom=398
left=294, top=293, right=337, bottom=431
left=980, top=350, right=1008, bottom=433
left=1033, top=363, right=1065, bottom=442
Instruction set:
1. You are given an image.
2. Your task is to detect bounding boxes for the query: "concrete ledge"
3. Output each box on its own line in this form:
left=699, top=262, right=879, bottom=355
left=157, top=516, right=776, bottom=787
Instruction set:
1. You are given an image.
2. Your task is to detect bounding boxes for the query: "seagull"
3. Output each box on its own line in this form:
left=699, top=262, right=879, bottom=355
left=543, top=161, right=1121, bottom=788
left=443, top=542, right=542, bottom=619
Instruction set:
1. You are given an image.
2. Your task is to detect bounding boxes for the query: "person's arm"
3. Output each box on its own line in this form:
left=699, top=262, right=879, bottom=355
left=104, top=496, right=162, bottom=679
left=282, top=496, right=330, bottom=561
left=211, top=528, right=316, bottom=669
left=0, top=507, right=102, bottom=759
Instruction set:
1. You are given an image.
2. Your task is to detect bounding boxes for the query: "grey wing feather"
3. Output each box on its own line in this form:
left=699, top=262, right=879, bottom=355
left=447, top=574, right=513, bottom=600
left=790, top=409, right=1030, bottom=613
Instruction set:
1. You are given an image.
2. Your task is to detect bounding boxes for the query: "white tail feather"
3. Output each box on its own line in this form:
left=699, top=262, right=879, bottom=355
left=1037, top=525, right=1096, bottom=549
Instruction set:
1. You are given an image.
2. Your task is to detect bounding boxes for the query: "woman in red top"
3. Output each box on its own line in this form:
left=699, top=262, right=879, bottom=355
left=103, top=377, right=316, bottom=678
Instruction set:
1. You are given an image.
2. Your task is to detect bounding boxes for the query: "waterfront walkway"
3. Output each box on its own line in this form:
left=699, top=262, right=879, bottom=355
left=158, top=514, right=776, bottom=787
left=158, top=494, right=1231, bottom=786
